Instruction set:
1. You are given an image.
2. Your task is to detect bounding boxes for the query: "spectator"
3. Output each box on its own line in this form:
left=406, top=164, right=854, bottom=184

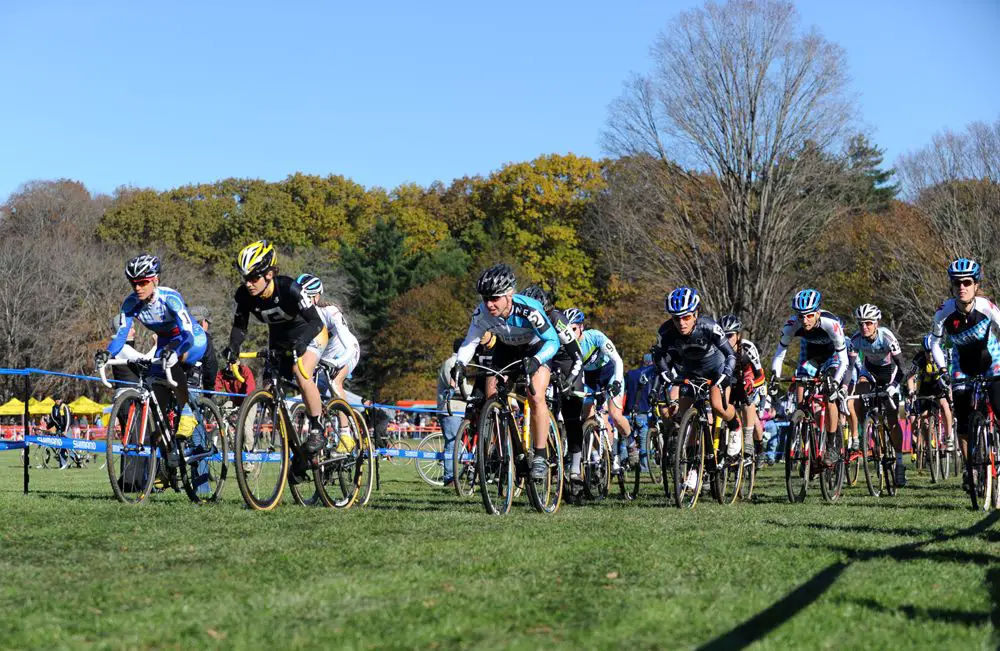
left=188, top=306, right=218, bottom=394
left=623, top=353, right=656, bottom=471
left=48, top=398, right=72, bottom=469
left=437, top=338, right=468, bottom=487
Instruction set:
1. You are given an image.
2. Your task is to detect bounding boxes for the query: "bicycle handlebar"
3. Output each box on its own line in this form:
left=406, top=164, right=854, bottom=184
left=98, top=356, right=177, bottom=389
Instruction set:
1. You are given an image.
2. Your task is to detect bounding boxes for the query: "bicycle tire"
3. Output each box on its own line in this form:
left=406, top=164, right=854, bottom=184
left=453, top=420, right=477, bottom=498
left=286, top=403, right=319, bottom=506
left=715, top=427, right=742, bottom=505
left=105, top=389, right=158, bottom=504
left=739, top=444, right=756, bottom=502
left=881, top=418, right=897, bottom=497
left=819, top=432, right=845, bottom=503
left=861, top=413, right=883, bottom=497
left=526, top=412, right=563, bottom=514
left=314, top=398, right=372, bottom=509
left=618, top=448, right=642, bottom=501
left=415, top=431, right=445, bottom=487
left=582, top=419, right=610, bottom=501
left=673, top=408, right=705, bottom=509
left=927, top=419, right=940, bottom=484
left=968, top=412, right=989, bottom=511
left=180, top=397, right=228, bottom=504
left=784, top=413, right=810, bottom=503
left=233, top=390, right=289, bottom=511
left=476, top=398, right=514, bottom=515
left=350, top=407, right=375, bottom=507
left=647, top=425, right=664, bottom=486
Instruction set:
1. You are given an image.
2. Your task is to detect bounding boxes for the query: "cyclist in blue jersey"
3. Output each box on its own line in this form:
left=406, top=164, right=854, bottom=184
left=95, top=254, right=207, bottom=440
left=453, top=264, right=560, bottom=480
left=929, top=258, right=1000, bottom=488
left=847, top=303, right=908, bottom=485
left=565, top=309, right=633, bottom=474
left=770, top=289, right=849, bottom=465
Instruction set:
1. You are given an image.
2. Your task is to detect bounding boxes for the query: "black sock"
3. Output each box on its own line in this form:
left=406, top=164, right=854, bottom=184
left=308, top=415, right=322, bottom=431
left=533, top=447, right=546, bottom=458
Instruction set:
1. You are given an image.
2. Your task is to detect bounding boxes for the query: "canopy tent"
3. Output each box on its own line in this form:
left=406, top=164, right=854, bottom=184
left=67, top=396, right=111, bottom=416
left=28, top=397, right=56, bottom=416
left=0, top=398, right=26, bottom=416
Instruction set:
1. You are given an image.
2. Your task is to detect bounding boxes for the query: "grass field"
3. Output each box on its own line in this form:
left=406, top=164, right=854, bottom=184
left=1, top=451, right=997, bottom=650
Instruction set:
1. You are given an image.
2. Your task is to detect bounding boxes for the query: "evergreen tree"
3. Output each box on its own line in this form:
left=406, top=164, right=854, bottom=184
left=846, top=134, right=899, bottom=212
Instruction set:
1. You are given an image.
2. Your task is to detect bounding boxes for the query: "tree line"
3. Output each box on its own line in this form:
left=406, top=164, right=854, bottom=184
left=1, top=0, right=996, bottom=402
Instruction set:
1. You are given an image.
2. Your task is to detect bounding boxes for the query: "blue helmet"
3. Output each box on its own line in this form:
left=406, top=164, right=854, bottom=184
left=922, top=334, right=934, bottom=351
left=948, top=258, right=981, bottom=281
left=563, top=308, right=585, bottom=324
left=666, top=287, right=701, bottom=316
left=792, top=289, right=822, bottom=314
left=296, top=273, right=323, bottom=298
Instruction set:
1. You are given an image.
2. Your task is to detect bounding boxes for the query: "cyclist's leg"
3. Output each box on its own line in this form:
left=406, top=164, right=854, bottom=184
left=528, top=364, right=551, bottom=451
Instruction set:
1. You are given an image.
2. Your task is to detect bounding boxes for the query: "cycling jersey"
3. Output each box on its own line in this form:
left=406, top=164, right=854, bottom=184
left=317, top=303, right=360, bottom=370
left=906, top=349, right=946, bottom=385
left=930, top=297, right=1000, bottom=380
left=652, top=316, right=737, bottom=380
left=771, top=311, right=848, bottom=383
left=578, top=329, right=624, bottom=387
left=108, top=286, right=207, bottom=364
left=229, top=276, right=326, bottom=355
left=456, top=294, right=560, bottom=366
left=849, top=326, right=906, bottom=385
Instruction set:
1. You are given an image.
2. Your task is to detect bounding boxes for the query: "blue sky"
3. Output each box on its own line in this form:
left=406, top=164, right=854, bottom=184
left=1, top=1, right=997, bottom=201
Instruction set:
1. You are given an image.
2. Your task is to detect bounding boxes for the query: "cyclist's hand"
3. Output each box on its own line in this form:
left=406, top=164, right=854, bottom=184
left=294, top=340, right=310, bottom=358
left=715, top=373, right=731, bottom=390
left=768, top=377, right=781, bottom=396
left=450, top=361, right=466, bottom=385
left=221, top=346, right=238, bottom=365
left=159, top=348, right=179, bottom=369
left=523, top=356, right=541, bottom=377
left=609, top=380, right=623, bottom=397
left=94, top=350, right=110, bottom=368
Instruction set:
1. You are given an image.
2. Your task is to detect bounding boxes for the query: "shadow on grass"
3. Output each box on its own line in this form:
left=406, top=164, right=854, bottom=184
left=697, top=510, right=1000, bottom=651
left=836, top=597, right=991, bottom=627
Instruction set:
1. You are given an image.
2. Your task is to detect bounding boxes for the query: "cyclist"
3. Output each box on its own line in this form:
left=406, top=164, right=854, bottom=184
left=222, top=241, right=329, bottom=457
left=770, top=289, right=849, bottom=466
left=928, top=258, right=1000, bottom=489
left=719, top=315, right=767, bottom=465
left=452, top=264, right=560, bottom=480
left=566, top=309, right=632, bottom=474
left=905, top=334, right=953, bottom=456
left=295, top=273, right=361, bottom=401
left=651, top=287, right=739, bottom=491
left=846, top=303, right=908, bottom=486
left=96, top=254, right=207, bottom=443
left=623, top=353, right=656, bottom=472
left=521, top=286, right=588, bottom=483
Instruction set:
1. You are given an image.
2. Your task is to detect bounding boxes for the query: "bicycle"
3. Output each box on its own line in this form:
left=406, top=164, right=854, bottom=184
left=963, top=375, right=999, bottom=511
left=415, top=428, right=446, bottom=486
left=99, top=357, right=227, bottom=505
left=671, top=378, right=744, bottom=509
left=580, top=389, right=613, bottom=501
left=231, top=350, right=372, bottom=511
left=853, top=386, right=899, bottom=498
left=911, top=394, right=945, bottom=483
left=471, top=359, right=564, bottom=515
left=781, top=377, right=845, bottom=504
left=449, top=390, right=483, bottom=499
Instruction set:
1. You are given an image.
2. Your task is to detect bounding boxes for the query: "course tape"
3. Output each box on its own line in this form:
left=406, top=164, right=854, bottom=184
left=9, top=435, right=464, bottom=462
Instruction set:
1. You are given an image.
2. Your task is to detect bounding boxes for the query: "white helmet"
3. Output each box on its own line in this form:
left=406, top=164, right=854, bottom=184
left=854, top=303, right=882, bottom=322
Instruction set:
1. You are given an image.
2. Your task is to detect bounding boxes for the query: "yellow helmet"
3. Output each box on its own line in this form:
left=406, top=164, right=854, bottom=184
left=237, top=240, right=277, bottom=277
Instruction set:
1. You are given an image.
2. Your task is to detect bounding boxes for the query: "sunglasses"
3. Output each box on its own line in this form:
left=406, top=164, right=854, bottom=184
left=244, top=273, right=265, bottom=283
left=482, top=294, right=506, bottom=302
left=131, top=278, right=154, bottom=288
left=951, top=278, right=975, bottom=288
left=859, top=320, right=877, bottom=327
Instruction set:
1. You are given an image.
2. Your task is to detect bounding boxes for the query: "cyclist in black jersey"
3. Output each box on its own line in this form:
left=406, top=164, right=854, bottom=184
left=223, top=241, right=329, bottom=455
left=905, top=334, right=953, bottom=445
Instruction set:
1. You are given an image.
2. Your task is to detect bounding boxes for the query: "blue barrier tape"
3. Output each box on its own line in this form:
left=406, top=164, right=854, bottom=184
left=0, top=368, right=29, bottom=376
left=0, top=440, right=26, bottom=450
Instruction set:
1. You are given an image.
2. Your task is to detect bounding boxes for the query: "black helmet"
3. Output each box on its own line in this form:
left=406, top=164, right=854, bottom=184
left=125, top=254, right=161, bottom=281
left=477, top=263, right=516, bottom=298
left=718, top=314, right=742, bottom=334
left=521, top=285, right=552, bottom=311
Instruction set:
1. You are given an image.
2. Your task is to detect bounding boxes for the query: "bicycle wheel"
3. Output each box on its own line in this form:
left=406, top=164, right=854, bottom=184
left=714, top=428, right=742, bottom=505
left=938, top=412, right=953, bottom=480
left=314, top=399, right=372, bottom=509
left=233, top=390, right=289, bottom=511
left=861, top=413, right=884, bottom=497
left=926, top=419, right=940, bottom=483
left=526, top=413, right=564, bottom=514
left=453, top=420, right=477, bottom=498
left=618, top=434, right=641, bottom=501
left=415, top=431, right=445, bottom=487
left=180, top=397, right=228, bottom=504
left=739, top=442, right=756, bottom=502
left=646, top=425, right=664, bottom=486
left=784, top=412, right=811, bottom=503
left=106, top=389, right=157, bottom=504
left=349, top=407, right=375, bottom=507
left=819, top=433, right=845, bottom=503
left=286, top=403, right=319, bottom=506
left=881, top=422, right=897, bottom=497
left=476, top=398, right=514, bottom=515
left=582, top=420, right=610, bottom=501
left=673, top=408, right=705, bottom=509
left=967, top=412, right=989, bottom=511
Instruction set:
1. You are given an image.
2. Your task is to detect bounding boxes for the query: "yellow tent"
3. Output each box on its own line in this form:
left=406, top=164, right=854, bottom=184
left=28, top=397, right=56, bottom=416
left=67, top=396, right=110, bottom=416
left=0, top=398, right=26, bottom=416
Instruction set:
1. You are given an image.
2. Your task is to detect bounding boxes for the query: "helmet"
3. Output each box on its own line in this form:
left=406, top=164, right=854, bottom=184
left=665, top=287, right=700, bottom=316
left=854, top=303, right=882, bottom=322
left=948, top=258, right=981, bottom=281
left=476, top=263, right=516, bottom=297
left=563, top=308, right=585, bottom=324
left=792, top=289, right=822, bottom=314
left=237, top=240, right=277, bottom=277
left=718, top=314, right=742, bottom=334
left=922, top=334, right=934, bottom=351
left=521, top=285, right=551, bottom=311
left=296, top=273, right=323, bottom=298
left=125, top=254, right=160, bottom=281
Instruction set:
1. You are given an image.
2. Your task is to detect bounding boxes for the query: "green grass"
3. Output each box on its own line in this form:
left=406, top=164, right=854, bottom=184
left=1, top=451, right=997, bottom=650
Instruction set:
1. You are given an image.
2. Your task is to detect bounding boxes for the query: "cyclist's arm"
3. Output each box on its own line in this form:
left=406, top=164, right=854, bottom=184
left=325, top=307, right=360, bottom=367
left=162, top=293, right=197, bottom=357
left=456, top=317, right=487, bottom=366
left=529, top=309, right=560, bottom=365
left=825, top=318, right=848, bottom=384
left=929, top=305, right=948, bottom=369
left=712, top=323, right=737, bottom=378
left=770, top=319, right=795, bottom=378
